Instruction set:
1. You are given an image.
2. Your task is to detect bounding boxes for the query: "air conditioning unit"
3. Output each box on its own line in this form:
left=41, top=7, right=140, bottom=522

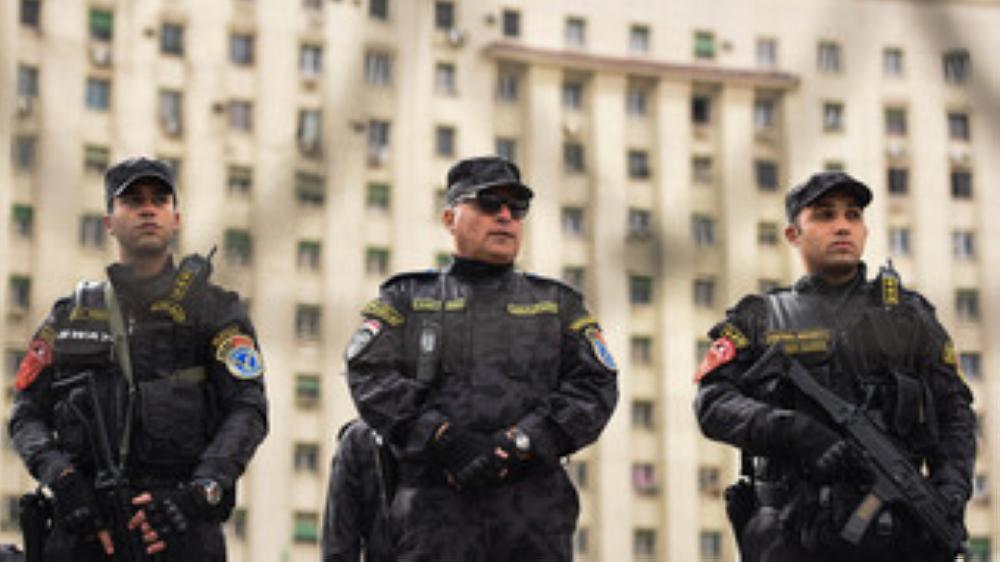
left=163, top=118, right=181, bottom=136
left=16, top=96, right=33, bottom=117
left=562, top=120, right=580, bottom=138
left=949, top=147, right=969, bottom=164
left=886, top=141, right=907, bottom=160
left=447, top=28, right=465, bottom=47
left=90, top=43, right=113, bottom=67
left=367, top=147, right=388, bottom=167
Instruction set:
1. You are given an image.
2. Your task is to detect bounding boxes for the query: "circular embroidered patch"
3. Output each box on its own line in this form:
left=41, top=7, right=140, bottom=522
left=226, top=345, right=264, bottom=379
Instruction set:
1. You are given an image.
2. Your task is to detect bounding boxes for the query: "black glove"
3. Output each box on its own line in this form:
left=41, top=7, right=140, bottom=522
left=491, top=427, right=533, bottom=480
left=143, top=483, right=215, bottom=542
left=430, top=422, right=497, bottom=490
left=49, top=469, right=105, bottom=536
left=811, top=440, right=875, bottom=485
left=936, top=484, right=968, bottom=523
left=764, top=410, right=873, bottom=484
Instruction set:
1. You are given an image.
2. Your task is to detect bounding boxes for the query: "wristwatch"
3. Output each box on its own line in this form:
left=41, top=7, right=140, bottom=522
left=192, top=478, right=222, bottom=507
left=508, top=427, right=531, bottom=454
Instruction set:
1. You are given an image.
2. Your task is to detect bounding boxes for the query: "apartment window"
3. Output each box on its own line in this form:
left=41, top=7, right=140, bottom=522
left=495, top=138, right=516, bottom=163
left=89, top=8, right=113, bottom=41
left=160, top=23, right=184, bottom=55
left=366, top=182, right=391, bottom=210
left=948, top=112, right=970, bottom=141
left=565, top=17, right=586, bottom=48
left=293, top=443, right=319, bottom=472
left=883, top=47, right=904, bottom=77
left=224, top=229, right=253, bottom=266
left=295, top=373, right=321, bottom=407
left=562, top=267, right=585, bottom=292
left=823, top=102, right=844, bottom=132
left=754, top=98, right=775, bottom=129
left=959, top=353, right=981, bottom=381
left=12, top=205, right=34, bottom=237
left=694, top=31, right=715, bottom=59
left=943, top=50, right=970, bottom=84
left=568, top=461, right=588, bottom=489
left=628, top=209, right=652, bottom=239
left=630, top=25, right=650, bottom=53
left=297, top=241, right=321, bottom=271
left=230, top=33, right=255, bottom=66
left=21, top=0, right=41, bottom=28
left=755, top=160, right=778, bottom=191
left=159, top=89, right=183, bottom=136
left=632, top=400, right=654, bottom=429
left=694, top=278, right=716, bottom=307
left=85, top=78, right=111, bottom=111
left=296, top=305, right=321, bottom=339
left=629, top=276, right=652, bottom=305
left=9, top=276, right=31, bottom=310
left=368, top=119, right=390, bottom=162
left=631, top=336, right=652, bottom=365
left=295, top=172, right=325, bottom=206
left=632, top=464, right=658, bottom=495
left=574, top=528, right=589, bottom=555
left=227, top=166, right=253, bottom=196
left=950, top=170, right=972, bottom=199
left=434, top=1, right=454, bottom=30
left=692, top=156, right=713, bottom=183
left=626, top=86, right=647, bottom=116
left=300, top=44, right=322, bottom=77
left=563, top=143, right=585, bottom=173
left=435, top=126, right=455, bottom=157
left=627, top=150, right=651, bottom=179
left=366, top=247, right=390, bottom=276
left=292, top=512, right=319, bottom=544
left=435, top=62, right=456, bottom=95
left=562, top=81, right=583, bottom=110
left=699, top=466, right=721, bottom=496
left=17, top=65, right=38, bottom=97
left=298, top=109, right=322, bottom=153
left=885, top=107, right=907, bottom=136
left=692, top=215, right=716, bottom=246
left=370, top=0, right=388, bottom=20
left=756, top=38, right=777, bottom=67
left=562, top=207, right=584, bottom=237
left=955, top=289, right=979, bottom=322
left=634, top=529, right=656, bottom=559
left=228, top=101, right=253, bottom=132
left=364, top=51, right=392, bottom=86
left=889, top=227, right=911, bottom=257
left=700, top=531, right=722, bottom=562
left=79, top=214, right=106, bottom=249
left=817, top=41, right=841, bottom=72
left=887, top=167, right=908, bottom=195
left=13, top=136, right=37, bottom=171
left=501, top=9, right=520, bottom=38
left=757, top=222, right=779, bottom=246
left=952, top=231, right=975, bottom=260
left=692, top=95, right=712, bottom=125
left=303, top=0, right=322, bottom=10
left=496, top=67, right=519, bottom=102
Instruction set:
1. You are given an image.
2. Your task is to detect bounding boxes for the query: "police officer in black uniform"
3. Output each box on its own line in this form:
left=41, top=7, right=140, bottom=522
left=345, top=156, right=619, bottom=561
left=321, top=419, right=391, bottom=562
left=694, top=172, right=975, bottom=562
left=8, top=157, right=269, bottom=561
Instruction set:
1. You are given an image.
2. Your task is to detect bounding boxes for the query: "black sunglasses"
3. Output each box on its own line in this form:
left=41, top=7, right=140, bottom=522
left=456, top=191, right=530, bottom=220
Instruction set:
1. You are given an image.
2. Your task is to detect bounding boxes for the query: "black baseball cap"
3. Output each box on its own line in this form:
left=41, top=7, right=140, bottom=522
left=445, top=156, right=534, bottom=205
left=785, top=171, right=872, bottom=223
left=104, top=157, right=177, bottom=209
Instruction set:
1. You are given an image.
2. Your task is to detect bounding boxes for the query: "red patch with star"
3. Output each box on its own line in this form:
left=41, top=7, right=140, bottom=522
left=15, top=338, right=53, bottom=391
left=694, top=337, right=736, bottom=382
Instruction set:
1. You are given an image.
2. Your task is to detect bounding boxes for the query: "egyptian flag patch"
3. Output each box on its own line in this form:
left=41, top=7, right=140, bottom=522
left=694, top=337, right=737, bottom=382
left=15, top=337, right=53, bottom=391
left=345, top=319, right=383, bottom=362
left=215, top=333, right=264, bottom=380
left=584, top=326, right=617, bottom=372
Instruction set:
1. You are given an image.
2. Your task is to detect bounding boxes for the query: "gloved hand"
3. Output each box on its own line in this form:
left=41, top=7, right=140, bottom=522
left=49, top=469, right=105, bottom=536
left=133, top=482, right=215, bottom=545
left=936, top=484, right=968, bottom=523
left=430, top=422, right=497, bottom=490
left=765, top=410, right=873, bottom=485
left=811, top=440, right=875, bottom=485
left=491, top=427, right=533, bottom=480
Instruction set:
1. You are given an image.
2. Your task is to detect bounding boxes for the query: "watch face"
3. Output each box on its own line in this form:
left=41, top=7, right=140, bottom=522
left=197, top=480, right=222, bottom=506
left=514, top=432, right=530, bottom=452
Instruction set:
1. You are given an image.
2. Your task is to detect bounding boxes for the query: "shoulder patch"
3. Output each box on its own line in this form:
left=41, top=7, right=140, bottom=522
left=362, top=299, right=405, bottom=326
left=718, top=323, right=749, bottom=349
left=212, top=326, right=263, bottom=379
left=941, top=340, right=956, bottom=366
left=694, top=337, right=737, bottom=382
left=15, top=336, right=54, bottom=391
left=345, top=318, right=384, bottom=362
left=583, top=326, right=617, bottom=371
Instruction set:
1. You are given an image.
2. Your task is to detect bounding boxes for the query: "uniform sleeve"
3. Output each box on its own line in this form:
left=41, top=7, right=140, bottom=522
left=514, top=289, right=619, bottom=463
left=346, top=284, right=446, bottom=458
left=912, top=299, right=976, bottom=503
left=192, top=289, right=269, bottom=491
left=322, top=423, right=367, bottom=562
left=7, top=300, right=74, bottom=485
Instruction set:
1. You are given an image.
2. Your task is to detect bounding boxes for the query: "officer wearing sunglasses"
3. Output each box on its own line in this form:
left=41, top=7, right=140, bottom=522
left=342, top=156, right=619, bottom=560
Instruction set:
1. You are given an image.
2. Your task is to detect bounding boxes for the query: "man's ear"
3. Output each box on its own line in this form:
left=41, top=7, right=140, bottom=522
left=784, top=223, right=801, bottom=246
left=442, top=207, right=456, bottom=233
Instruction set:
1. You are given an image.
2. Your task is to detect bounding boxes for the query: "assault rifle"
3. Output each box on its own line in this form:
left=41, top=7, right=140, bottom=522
left=747, top=345, right=967, bottom=556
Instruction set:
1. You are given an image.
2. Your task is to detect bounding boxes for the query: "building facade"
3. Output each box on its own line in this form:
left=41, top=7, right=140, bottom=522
left=1, top=0, right=998, bottom=560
